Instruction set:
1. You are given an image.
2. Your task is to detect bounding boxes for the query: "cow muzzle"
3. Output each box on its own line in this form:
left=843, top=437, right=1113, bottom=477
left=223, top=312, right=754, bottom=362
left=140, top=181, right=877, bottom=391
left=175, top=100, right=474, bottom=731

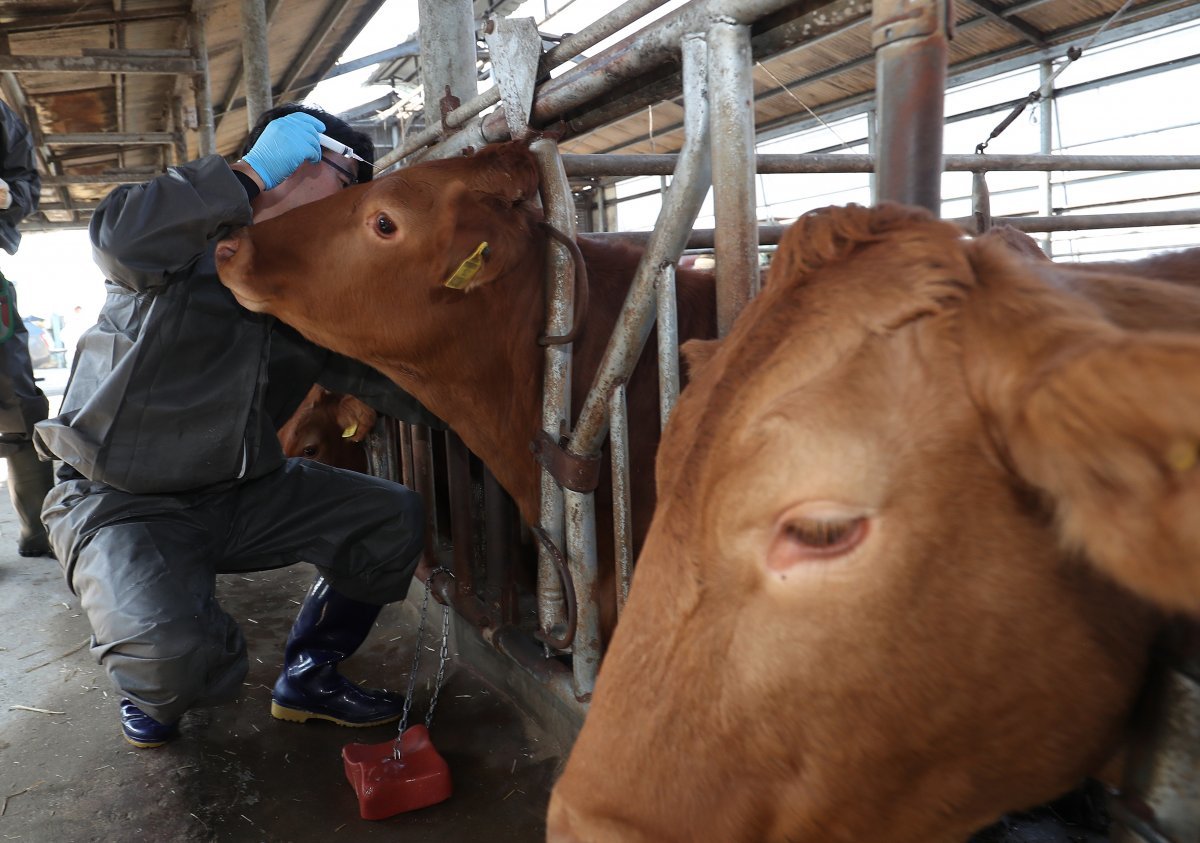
left=214, top=228, right=267, bottom=309
left=215, top=227, right=247, bottom=269
left=545, top=794, right=586, bottom=843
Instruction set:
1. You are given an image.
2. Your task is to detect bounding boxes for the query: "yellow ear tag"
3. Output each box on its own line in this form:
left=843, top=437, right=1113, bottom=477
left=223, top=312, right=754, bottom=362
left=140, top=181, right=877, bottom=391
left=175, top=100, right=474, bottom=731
left=444, top=241, right=490, bottom=290
left=1165, top=438, right=1198, bottom=472
left=341, top=423, right=358, bottom=439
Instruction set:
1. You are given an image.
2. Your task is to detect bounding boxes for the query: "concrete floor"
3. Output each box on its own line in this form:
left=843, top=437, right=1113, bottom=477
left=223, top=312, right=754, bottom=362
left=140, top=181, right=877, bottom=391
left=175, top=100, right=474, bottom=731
left=0, top=477, right=564, bottom=842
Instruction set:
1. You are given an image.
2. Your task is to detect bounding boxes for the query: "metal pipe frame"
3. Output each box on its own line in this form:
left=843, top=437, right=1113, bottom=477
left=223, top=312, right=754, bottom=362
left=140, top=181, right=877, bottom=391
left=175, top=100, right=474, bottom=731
left=416, top=0, right=477, bottom=131
left=446, top=433, right=477, bottom=598
left=530, top=139, right=578, bottom=649
left=609, top=383, right=634, bottom=616
left=569, top=34, right=712, bottom=463
left=872, top=0, right=950, bottom=211
left=377, top=0, right=680, bottom=169
left=483, top=468, right=519, bottom=626
left=396, top=0, right=801, bottom=165
left=188, top=9, right=216, bottom=158
left=558, top=153, right=1200, bottom=177
left=239, top=0, right=272, bottom=128
left=656, top=262, right=681, bottom=428
left=707, top=19, right=759, bottom=336
left=562, top=32, right=713, bottom=699
left=365, top=416, right=401, bottom=484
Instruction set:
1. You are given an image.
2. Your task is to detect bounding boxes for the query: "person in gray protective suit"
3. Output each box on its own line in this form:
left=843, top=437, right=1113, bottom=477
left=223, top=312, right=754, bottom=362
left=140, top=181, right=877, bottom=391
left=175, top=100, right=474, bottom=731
left=0, top=99, right=55, bottom=558
left=34, top=103, right=437, bottom=749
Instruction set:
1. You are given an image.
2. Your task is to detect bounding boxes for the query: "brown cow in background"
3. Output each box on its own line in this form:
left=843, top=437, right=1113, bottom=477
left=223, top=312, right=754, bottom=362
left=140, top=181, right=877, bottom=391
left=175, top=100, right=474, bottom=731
left=546, top=203, right=1200, bottom=842
left=277, top=385, right=376, bottom=473
left=217, top=141, right=716, bottom=636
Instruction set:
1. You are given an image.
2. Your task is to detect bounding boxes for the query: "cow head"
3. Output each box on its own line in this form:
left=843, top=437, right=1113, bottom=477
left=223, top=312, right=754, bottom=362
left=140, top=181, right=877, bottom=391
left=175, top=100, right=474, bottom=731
left=277, top=386, right=376, bottom=473
left=547, top=203, right=1200, bottom=843
left=215, top=141, right=544, bottom=370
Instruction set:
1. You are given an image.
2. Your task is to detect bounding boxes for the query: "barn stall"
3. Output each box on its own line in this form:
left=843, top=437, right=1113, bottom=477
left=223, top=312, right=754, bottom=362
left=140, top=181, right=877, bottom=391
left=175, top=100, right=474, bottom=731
left=0, top=0, right=1196, bottom=840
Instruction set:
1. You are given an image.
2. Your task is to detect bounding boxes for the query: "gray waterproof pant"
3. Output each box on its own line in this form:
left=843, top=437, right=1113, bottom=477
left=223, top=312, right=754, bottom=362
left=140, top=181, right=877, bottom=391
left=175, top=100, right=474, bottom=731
left=41, top=458, right=424, bottom=724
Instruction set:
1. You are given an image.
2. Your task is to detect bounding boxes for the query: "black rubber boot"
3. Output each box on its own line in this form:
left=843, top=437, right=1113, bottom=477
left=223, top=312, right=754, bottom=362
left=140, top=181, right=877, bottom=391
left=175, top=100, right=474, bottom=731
left=7, top=439, right=53, bottom=556
left=270, top=576, right=404, bottom=727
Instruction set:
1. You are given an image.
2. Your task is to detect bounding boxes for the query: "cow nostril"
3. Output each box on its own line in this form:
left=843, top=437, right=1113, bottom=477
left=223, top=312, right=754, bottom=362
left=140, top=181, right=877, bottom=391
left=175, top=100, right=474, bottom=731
left=215, top=238, right=240, bottom=264
left=545, top=795, right=586, bottom=843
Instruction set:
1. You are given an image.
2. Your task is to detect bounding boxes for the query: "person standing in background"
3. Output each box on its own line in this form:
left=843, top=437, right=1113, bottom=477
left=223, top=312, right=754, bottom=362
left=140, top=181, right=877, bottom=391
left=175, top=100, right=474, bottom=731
left=0, top=99, right=53, bottom=557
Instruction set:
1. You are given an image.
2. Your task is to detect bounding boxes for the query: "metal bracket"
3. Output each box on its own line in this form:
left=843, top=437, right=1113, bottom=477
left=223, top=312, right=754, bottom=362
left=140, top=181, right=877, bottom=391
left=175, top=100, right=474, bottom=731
left=530, top=429, right=601, bottom=493
left=872, top=0, right=952, bottom=47
left=439, top=85, right=461, bottom=132
left=483, top=16, right=542, bottom=140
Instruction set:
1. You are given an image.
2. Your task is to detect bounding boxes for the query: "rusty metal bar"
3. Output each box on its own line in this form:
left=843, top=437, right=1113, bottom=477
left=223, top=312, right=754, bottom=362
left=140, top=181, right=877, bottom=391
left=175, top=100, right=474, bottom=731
left=410, top=424, right=440, bottom=569
left=609, top=383, right=634, bottom=615
left=364, top=416, right=400, bottom=484
left=446, top=432, right=476, bottom=597
left=483, top=468, right=518, bottom=625
left=530, top=138, right=578, bottom=648
left=872, top=0, right=950, bottom=211
left=399, top=421, right=415, bottom=489
left=708, top=18, right=759, bottom=336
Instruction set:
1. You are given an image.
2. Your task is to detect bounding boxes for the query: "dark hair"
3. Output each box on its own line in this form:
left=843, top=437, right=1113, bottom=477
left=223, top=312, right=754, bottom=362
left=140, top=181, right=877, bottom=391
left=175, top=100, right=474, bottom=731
left=242, top=102, right=375, bottom=184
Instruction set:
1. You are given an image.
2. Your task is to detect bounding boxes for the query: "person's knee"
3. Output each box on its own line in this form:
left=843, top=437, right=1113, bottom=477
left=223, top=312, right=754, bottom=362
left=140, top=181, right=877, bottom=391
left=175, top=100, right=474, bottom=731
left=100, top=615, right=247, bottom=721
left=393, top=486, right=425, bottom=563
left=363, top=483, right=424, bottom=563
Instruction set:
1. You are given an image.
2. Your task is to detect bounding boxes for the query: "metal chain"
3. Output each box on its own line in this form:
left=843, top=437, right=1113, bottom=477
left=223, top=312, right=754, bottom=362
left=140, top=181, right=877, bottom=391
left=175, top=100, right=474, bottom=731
left=393, top=567, right=455, bottom=761
left=425, top=603, right=451, bottom=730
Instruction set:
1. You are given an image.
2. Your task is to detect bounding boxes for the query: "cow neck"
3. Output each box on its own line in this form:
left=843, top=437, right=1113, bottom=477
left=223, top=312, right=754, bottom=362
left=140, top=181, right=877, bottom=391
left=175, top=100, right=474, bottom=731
left=382, top=249, right=547, bottom=524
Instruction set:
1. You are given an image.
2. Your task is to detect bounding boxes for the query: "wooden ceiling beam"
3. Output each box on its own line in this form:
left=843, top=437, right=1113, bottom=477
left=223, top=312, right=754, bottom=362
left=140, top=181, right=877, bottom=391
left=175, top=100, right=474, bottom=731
left=961, top=0, right=1048, bottom=48
left=0, top=55, right=199, bottom=74
left=0, top=6, right=184, bottom=34
left=274, top=0, right=353, bottom=103
left=45, top=132, right=177, bottom=145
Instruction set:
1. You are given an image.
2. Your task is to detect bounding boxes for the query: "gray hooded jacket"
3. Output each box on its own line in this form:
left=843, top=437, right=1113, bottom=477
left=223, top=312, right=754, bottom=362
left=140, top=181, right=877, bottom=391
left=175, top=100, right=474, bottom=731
left=34, top=154, right=438, bottom=494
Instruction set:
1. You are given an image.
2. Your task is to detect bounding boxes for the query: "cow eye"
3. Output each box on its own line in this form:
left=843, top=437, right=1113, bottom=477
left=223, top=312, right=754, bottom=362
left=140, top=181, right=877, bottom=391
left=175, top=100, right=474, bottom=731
left=375, top=213, right=396, bottom=236
left=783, top=518, right=864, bottom=550
left=767, top=510, right=868, bottom=573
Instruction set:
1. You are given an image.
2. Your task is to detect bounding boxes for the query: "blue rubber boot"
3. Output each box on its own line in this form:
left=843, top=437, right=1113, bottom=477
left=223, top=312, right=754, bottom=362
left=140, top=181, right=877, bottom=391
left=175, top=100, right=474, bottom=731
left=270, top=577, right=404, bottom=727
left=119, top=699, right=179, bottom=748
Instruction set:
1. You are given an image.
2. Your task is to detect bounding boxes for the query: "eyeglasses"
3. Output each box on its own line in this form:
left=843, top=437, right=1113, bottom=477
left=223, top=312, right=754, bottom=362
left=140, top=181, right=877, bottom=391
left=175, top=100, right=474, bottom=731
left=320, top=155, right=358, bottom=189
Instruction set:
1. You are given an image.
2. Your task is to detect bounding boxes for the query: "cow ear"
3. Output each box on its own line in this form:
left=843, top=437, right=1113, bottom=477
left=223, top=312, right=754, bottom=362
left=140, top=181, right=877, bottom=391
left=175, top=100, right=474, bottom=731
left=962, top=247, right=1200, bottom=615
left=467, top=141, right=540, bottom=207
left=335, top=394, right=376, bottom=443
left=681, top=338, right=722, bottom=383
left=434, top=178, right=535, bottom=293
left=977, top=225, right=1049, bottom=261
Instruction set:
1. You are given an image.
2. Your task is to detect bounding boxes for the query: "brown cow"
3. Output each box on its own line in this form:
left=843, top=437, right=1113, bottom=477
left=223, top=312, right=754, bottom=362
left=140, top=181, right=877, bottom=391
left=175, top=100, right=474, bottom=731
left=216, top=141, right=716, bottom=634
left=545, top=203, right=1200, bottom=842
left=277, top=384, right=376, bottom=473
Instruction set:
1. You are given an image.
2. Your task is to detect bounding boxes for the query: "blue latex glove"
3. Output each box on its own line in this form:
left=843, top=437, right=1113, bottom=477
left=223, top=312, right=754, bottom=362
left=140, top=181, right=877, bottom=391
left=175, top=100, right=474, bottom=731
left=242, top=112, right=325, bottom=190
